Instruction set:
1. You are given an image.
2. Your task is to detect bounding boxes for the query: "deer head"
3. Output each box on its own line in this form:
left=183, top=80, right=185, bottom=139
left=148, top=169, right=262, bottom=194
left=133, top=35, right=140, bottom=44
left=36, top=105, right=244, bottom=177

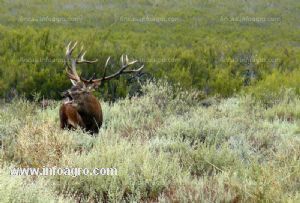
left=59, top=41, right=144, bottom=134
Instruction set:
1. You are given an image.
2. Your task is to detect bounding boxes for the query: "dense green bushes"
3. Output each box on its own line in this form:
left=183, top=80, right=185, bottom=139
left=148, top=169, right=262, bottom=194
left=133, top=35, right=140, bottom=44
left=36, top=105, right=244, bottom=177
left=247, top=69, right=300, bottom=105
left=0, top=0, right=299, bottom=100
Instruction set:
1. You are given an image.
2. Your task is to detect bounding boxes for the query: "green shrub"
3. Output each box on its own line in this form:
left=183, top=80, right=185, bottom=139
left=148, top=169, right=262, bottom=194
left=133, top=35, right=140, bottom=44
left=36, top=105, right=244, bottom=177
left=0, top=166, right=71, bottom=203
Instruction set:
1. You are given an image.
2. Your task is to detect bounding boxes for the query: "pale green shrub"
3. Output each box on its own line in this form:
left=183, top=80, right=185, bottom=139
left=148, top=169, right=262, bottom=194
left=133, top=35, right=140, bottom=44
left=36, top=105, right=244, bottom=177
left=56, top=132, right=186, bottom=202
left=0, top=81, right=299, bottom=202
left=0, top=166, right=71, bottom=203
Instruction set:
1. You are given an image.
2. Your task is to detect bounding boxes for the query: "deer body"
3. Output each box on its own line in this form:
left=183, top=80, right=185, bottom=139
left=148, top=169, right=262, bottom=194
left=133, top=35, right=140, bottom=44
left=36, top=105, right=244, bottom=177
left=59, top=41, right=143, bottom=135
left=59, top=103, right=85, bottom=129
left=60, top=93, right=103, bottom=134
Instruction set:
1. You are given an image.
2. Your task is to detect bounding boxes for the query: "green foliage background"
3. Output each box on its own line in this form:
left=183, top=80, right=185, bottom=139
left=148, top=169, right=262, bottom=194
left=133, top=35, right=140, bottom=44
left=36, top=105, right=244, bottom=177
left=0, top=0, right=299, bottom=100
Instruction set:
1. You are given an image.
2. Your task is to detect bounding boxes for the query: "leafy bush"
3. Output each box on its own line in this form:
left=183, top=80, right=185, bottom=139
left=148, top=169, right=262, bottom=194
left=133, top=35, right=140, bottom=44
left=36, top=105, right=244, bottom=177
left=0, top=0, right=299, bottom=99
left=247, top=69, right=300, bottom=106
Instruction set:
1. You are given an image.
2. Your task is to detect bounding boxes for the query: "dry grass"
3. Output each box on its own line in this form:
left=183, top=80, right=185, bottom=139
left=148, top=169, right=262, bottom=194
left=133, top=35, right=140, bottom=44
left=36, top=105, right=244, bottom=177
left=0, top=82, right=299, bottom=202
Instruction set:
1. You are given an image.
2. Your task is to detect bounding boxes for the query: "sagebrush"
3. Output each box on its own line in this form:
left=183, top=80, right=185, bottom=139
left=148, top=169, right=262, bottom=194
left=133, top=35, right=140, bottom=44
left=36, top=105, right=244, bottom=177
left=0, top=82, right=299, bottom=202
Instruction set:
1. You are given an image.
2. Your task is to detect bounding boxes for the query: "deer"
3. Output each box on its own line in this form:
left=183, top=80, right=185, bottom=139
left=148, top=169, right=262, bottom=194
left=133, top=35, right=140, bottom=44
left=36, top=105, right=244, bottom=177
left=60, top=41, right=144, bottom=134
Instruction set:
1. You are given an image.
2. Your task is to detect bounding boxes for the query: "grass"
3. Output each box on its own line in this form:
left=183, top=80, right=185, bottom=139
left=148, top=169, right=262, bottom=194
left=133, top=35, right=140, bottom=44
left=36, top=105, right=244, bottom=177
left=0, top=81, right=299, bottom=202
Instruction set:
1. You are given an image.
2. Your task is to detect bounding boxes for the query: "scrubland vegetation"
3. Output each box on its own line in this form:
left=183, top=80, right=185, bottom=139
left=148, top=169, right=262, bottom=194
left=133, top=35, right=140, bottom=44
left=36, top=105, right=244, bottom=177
left=1, top=0, right=300, bottom=202
left=0, top=0, right=299, bottom=100
left=1, top=82, right=300, bottom=202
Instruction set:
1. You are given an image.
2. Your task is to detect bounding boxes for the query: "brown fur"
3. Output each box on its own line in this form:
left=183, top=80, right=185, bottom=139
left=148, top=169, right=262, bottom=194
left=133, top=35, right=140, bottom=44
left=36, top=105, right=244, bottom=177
left=59, top=90, right=103, bottom=134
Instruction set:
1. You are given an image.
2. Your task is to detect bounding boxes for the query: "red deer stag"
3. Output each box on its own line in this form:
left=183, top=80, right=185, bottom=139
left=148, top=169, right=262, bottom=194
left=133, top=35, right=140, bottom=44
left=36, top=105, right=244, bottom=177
left=60, top=41, right=144, bottom=134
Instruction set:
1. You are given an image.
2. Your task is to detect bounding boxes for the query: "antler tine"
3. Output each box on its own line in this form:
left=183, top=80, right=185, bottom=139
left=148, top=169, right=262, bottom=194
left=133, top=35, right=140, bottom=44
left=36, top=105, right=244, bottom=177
left=70, top=58, right=81, bottom=82
left=102, top=56, right=111, bottom=80
left=65, top=41, right=73, bottom=67
left=120, top=54, right=124, bottom=67
left=77, top=50, right=98, bottom=64
left=66, top=41, right=78, bottom=56
left=123, top=64, right=144, bottom=73
left=64, top=41, right=81, bottom=84
left=77, top=45, right=84, bottom=59
left=128, top=59, right=138, bottom=65
left=65, top=41, right=78, bottom=68
left=78, top=51, right=87, bottom=62
left=124, top=55, right=138, bottom=65
left=66, top=41, right=72, bottom=55
left=92, top=55, right=144, bottom=83
left=70, top=41, right=78, bottom=54
left=125, top=55, right=129, bottom=65
left=65, top=66, right=79, bottom=86
left=105, top=56, right=111, bottom=67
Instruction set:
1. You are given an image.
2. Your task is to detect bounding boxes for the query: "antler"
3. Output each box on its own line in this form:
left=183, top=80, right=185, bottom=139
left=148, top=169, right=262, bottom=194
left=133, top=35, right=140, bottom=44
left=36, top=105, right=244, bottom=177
left=91, top=54, right=144, bottom=84
left=64, top=41, right=144, bottom=87
left=65, top=41, right=98, bottom=85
